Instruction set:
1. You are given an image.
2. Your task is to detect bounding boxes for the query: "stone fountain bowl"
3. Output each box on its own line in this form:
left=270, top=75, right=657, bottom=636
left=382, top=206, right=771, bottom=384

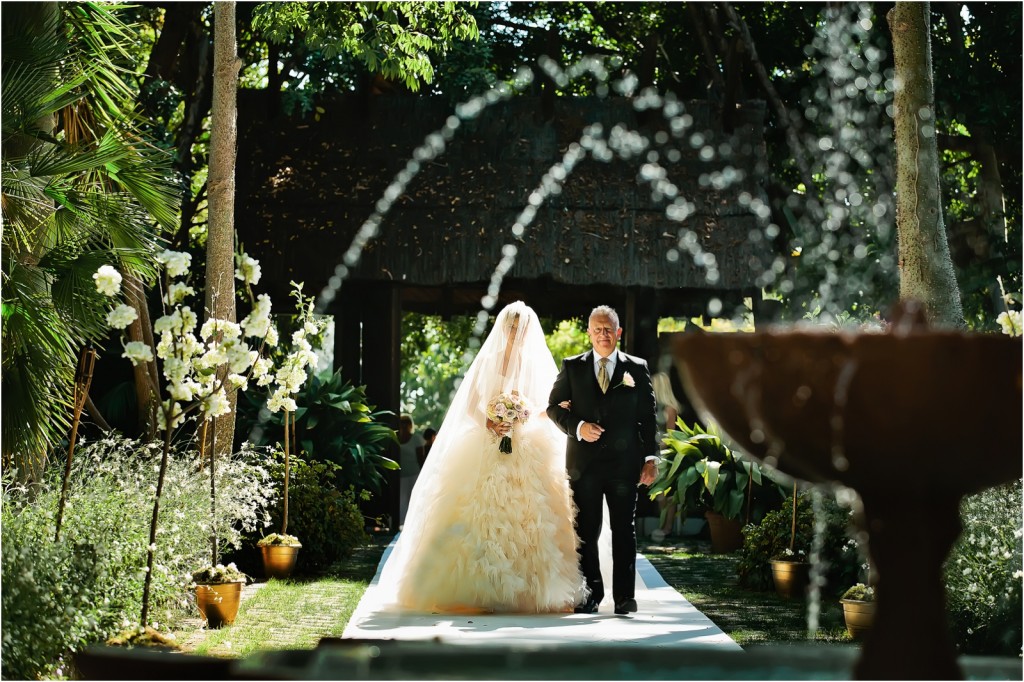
left=672, top=329, right=1023, bottom=496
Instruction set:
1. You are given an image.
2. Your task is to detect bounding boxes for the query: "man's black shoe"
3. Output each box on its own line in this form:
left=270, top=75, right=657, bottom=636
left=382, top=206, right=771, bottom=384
left=574, top=598, right=600, bottom=614
left=614, top=598, right=638, bottom=615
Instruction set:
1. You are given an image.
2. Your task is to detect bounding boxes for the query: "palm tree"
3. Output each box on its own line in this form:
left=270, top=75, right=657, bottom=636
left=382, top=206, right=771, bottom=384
left=2, top=2, right=180, bottom=474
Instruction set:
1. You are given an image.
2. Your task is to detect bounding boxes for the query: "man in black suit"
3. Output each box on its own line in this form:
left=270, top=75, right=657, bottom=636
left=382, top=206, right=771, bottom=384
left=547, top=305, right=659, bottom=615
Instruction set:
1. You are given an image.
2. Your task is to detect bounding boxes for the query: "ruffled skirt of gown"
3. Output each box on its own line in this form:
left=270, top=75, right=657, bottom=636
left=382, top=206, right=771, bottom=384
left=382, top=419, right=587, bottom=613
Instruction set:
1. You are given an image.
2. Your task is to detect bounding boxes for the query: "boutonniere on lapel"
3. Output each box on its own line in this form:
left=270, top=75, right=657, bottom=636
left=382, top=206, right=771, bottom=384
left=615, top=372, right=636, bottom=389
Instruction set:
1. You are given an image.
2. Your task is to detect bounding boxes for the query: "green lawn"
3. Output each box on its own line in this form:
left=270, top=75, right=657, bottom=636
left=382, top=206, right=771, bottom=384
left=174, top=536, right=385, bottom=656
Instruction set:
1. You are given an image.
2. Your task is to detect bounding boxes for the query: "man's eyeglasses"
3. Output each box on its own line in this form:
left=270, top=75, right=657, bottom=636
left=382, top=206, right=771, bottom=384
left=589, top=327, right=617, bottom=337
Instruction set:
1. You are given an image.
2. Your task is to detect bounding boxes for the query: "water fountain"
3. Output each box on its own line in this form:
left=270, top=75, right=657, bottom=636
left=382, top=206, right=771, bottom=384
left=670, top=309, right=1022, bottom=679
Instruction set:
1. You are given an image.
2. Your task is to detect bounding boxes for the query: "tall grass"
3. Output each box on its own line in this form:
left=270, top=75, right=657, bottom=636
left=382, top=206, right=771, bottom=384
left=1, top=436, right=274, bottom=679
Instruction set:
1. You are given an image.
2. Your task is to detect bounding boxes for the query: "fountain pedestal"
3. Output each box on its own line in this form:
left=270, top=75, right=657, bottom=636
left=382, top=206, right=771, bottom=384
left=672, top=328, right=1022, bottom=679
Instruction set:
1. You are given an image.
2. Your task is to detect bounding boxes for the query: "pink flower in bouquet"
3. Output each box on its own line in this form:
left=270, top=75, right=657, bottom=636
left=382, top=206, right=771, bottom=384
left=486, top=392, right=532, bottom=454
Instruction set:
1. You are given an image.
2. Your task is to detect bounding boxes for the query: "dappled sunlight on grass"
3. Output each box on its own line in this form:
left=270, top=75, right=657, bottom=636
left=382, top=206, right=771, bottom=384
left=639, top=537, right=852, bottom=647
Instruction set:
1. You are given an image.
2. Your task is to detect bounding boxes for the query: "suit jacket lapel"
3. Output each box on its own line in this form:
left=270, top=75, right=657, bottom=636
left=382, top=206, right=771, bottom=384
left=580, top=351, right=600, bottom=394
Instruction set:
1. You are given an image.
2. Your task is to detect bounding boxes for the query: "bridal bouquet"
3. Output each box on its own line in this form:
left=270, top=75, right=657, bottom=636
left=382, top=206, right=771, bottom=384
left=486, top=392, right=531, bottom=454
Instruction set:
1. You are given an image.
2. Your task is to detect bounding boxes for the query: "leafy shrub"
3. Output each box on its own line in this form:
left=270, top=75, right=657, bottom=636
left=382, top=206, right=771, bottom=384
left=237, top=369, right=398, bottom=494
left=237, top=454, right=369, bottom=573
left=649, top=419, right=786, bottom=522
left=1, top=436, right=272, bottom=679
left=944, top=480, right=1022, bottom=656
left=841, top=583, right=875, bottom=601
left=738, top=491, right=863, bottom=593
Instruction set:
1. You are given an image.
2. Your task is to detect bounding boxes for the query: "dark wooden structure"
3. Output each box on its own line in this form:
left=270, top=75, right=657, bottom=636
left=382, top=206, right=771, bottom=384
left=235, top=93, right=773, bottom=524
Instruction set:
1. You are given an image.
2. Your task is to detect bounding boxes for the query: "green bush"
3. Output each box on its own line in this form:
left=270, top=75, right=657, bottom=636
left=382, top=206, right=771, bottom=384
left=945, top=480, right=1022, bottom=656
left=1, top=436, right=272, bottom=679
left=243, top=454, right=369, bottom=572
left=738, top=491, right=863, bottom=593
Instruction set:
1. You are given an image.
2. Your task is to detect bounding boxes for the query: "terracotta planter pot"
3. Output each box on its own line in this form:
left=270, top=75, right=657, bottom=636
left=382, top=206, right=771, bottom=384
left=841, top=598, right=876, bottom=640
left=261, top=544, right=300, bottom=579
left=195, top=580, right=243, bottom=628
left=704, top=511, right=744, bottom=553
left=769, top=559, right=810, bottom=599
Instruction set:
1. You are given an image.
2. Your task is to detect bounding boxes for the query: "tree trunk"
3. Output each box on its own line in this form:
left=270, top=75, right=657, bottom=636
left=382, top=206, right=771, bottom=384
left=123, top=274, right=159, bottom=438
left=206, top=1, right=241, bottom=458
left=888, top=2, right=965, bottom=328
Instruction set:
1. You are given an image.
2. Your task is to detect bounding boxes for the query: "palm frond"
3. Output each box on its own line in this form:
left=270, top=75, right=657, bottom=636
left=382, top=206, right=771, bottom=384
left=27, top=129, right=128, bottom=178
left=0, top=168, right=54, bottom=252
left=0, top=62, right=87, bottom=131
left=1, top=271, right=77, bottom=467
left=1, top=1, right=180, bottom=469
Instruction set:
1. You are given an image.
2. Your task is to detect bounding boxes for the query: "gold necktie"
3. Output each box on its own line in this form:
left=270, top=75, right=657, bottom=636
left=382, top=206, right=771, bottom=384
left=598, top=357, right=610, bottom=393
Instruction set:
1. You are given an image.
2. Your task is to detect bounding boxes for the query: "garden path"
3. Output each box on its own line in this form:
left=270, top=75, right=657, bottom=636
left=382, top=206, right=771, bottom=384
left=342, top=535, right=742, bottom=651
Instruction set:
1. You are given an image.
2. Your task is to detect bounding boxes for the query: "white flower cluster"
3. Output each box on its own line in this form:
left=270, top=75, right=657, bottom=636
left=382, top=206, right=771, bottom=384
left=235, top=253, right=262, bottom=286
left=156, top=249, right=192, bottom=278
left=93, top=264, right=122, bottom=297
left=95, top=249, right=290, bottom=429
left=997, top=310, right=1022, bottom=337
left=106, top=303, right=138, bottom=330
left=265, top=284, right=327, bottom=413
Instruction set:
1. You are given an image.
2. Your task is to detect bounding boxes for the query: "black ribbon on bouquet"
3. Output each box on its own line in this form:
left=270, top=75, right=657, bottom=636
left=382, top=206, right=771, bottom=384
left=499, top=435, right=513, bottom=454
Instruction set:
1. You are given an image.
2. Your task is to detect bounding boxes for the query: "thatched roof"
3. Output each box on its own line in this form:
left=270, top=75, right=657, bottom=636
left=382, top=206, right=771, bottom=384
left=235, top=93, right=772, bottom=305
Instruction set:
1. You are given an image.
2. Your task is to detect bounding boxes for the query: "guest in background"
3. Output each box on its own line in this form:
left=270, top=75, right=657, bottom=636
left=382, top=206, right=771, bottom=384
left=419, top=428, right=437, bottom=467
left=397, top=413, right=426, bottom=527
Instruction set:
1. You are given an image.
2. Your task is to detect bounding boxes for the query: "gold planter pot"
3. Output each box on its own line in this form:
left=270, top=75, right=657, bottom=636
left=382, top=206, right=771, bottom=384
left=769, top=559, right=810, bottom=599
left=841, top=598, right=876, bottom=640
left=195, top=581, right=244, bottom=628
left=260, top=544, right=300, bottom=579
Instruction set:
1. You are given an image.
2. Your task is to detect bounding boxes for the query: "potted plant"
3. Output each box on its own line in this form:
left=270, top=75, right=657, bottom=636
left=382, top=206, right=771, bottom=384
left=840, top=582, right=876, bottom=640
left=254, top=284, right=328, bottom=579
left=769, top=546, right=810, bottom=599
left=649, top=418, right=784, bottom=553
left=769, top=484, right=811, bottom=598
left=191, top=563, right=248, bottom=628
left=257, top=531, right=302, bottom=579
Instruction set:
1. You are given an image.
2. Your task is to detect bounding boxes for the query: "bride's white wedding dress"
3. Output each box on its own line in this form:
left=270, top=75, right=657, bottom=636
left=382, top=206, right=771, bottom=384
left=377, top=302, right=589, bottom=613
left=387, top=417, right=585, bottom=613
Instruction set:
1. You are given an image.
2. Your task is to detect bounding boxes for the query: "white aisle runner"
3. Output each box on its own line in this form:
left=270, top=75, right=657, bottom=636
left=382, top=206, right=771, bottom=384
left=342, top=535, right=742, bottom=651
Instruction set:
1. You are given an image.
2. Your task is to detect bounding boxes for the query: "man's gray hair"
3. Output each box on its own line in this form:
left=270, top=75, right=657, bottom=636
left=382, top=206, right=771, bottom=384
left=589, top=305, right=620, bottom=330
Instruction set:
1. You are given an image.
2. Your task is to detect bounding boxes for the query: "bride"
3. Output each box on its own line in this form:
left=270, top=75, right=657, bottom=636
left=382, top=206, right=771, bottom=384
left=377, top=301, right=588, bottom=613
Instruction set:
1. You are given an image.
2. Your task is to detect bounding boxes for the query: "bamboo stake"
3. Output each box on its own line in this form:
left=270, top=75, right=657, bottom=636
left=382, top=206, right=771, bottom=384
left=209, top=419, right=218, bottom=567
left=744, top=463, right=754, bottom=526
left=55, top=345, right=96, bottom=542
left=282, top=409, right=290, bottom=535
left=197, top=418, right=209, bottom=471
left=789, top=481, right=798, bottom=553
